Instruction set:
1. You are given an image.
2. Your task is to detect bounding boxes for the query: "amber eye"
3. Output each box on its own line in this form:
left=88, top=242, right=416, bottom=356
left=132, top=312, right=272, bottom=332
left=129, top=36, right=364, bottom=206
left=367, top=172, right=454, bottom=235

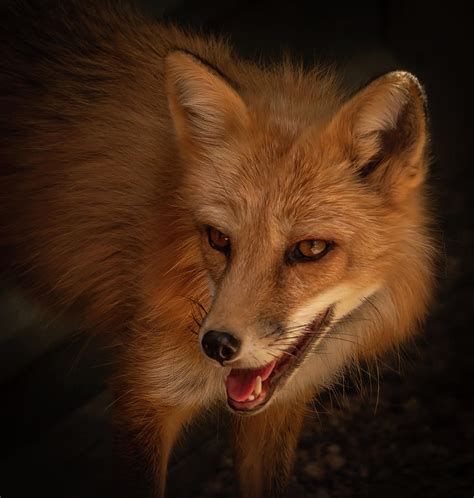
left=207, top=226, right=231, bottom=254
left=291, top=239, right=332, bottom=262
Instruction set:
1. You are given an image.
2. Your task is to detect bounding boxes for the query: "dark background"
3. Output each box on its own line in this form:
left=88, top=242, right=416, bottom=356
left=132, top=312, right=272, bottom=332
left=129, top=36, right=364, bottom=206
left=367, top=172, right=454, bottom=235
left=0, top=1, right=472, bottom=497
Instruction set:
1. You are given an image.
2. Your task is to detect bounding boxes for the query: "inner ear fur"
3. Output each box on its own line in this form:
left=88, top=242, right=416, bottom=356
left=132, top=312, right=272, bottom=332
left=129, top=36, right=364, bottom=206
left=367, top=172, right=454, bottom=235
left=164, top=50, right=250, bottom=152
left=331, top=71, right=429, bottom=197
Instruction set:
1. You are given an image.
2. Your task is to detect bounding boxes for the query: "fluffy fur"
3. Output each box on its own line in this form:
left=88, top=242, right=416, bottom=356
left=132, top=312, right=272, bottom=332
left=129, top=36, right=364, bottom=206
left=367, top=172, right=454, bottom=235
left=0, top=2, right=436, bottom=497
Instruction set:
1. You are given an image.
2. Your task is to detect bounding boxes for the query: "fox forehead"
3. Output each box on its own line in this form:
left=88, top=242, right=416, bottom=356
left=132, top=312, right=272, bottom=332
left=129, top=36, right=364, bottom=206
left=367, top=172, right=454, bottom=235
left=190, top=150, right=378, bottom=242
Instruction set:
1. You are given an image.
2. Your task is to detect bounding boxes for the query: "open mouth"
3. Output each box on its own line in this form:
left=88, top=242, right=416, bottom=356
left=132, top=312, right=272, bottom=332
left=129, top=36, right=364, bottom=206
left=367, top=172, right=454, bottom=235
left=226, top=307, right=333, bottom=413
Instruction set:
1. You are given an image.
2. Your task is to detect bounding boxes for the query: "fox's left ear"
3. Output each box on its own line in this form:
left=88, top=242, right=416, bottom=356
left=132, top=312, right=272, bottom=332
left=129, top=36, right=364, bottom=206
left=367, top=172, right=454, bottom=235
left=330, top=71, right=428, bottom=199
left=165, top=51, right=250, bottom=156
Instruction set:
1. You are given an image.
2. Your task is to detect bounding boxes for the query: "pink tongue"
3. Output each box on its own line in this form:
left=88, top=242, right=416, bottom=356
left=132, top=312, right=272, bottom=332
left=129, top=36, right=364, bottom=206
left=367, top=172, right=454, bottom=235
left=226, top=360, right=276, bottom=402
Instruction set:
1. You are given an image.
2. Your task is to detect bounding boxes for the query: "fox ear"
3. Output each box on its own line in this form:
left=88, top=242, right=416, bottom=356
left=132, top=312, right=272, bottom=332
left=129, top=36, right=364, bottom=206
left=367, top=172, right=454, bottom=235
left=165, top=51, right=250, bottom=153
left=331, top=71, right=428, bottom=198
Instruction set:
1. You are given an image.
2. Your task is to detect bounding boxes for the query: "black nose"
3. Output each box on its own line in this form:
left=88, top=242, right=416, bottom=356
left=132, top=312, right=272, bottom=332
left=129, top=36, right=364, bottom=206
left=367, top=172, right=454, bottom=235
left=201, top=330, right=241, bottom=364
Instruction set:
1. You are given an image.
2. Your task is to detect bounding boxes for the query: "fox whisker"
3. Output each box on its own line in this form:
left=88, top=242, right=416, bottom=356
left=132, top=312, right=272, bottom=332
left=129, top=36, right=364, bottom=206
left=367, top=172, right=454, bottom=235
left=187, top=326, right=199, bottom=336
left=270, top=348, right=298, bottom=359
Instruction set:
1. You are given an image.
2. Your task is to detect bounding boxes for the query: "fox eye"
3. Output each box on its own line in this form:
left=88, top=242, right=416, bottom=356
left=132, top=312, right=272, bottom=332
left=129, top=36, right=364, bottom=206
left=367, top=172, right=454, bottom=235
left=290, top=239, right=332, bottom=262
left=207, top=226, right=231, bottom=254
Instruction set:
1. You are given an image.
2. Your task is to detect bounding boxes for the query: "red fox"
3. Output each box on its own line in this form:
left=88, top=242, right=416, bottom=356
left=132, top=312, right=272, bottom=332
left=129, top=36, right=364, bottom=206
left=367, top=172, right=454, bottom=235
left=0, top=1, right=436, bottom=497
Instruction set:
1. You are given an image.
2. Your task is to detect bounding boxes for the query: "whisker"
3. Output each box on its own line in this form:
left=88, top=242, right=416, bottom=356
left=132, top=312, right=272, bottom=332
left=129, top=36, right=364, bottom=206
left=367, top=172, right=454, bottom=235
left=268, top=341, right=298, bottom=348
left=182, top=294, right=209, bottom=320
left=249, top=351, right=260, bottom=364
left=270, top=348, right=297, bottom=358
left=261, top=327, right=281, bottom=340
left=286, top=316, right=373, bottom=333
left=361, top=296, right=384, bottom=324
left=187, top=326, right=198, bottom=336
left=307, top=347, right=332, bottom=355
left=265, top=351, right=281, bottom=361
left=271, top=329, right=361, bottom=344
left=191, top=312, right=202, bottom=328
left=180, top=294, right=210, bottom=338
left=374, top=358, right=381, bottom=415
left=325, top=336, right=362, bottom=347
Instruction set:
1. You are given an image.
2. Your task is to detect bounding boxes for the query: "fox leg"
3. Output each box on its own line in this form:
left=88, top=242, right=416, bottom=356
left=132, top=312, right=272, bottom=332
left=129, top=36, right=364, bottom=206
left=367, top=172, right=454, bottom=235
left=149, top=405, right=196, bottom=498
left=108, top=315, right=212, bottom=497
left=113, top=399, right=196, bottom=498
left=232, top=400, right=306, bottom=498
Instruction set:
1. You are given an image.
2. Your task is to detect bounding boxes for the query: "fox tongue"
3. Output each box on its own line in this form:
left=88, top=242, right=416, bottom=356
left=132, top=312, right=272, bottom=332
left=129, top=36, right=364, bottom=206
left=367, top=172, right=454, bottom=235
left=226, top=360, right=277, bottom=402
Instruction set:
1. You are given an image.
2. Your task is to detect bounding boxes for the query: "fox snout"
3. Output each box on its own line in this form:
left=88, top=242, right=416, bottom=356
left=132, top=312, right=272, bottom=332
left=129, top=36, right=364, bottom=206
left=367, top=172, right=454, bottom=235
left=201, top=330, right=241, bottom=364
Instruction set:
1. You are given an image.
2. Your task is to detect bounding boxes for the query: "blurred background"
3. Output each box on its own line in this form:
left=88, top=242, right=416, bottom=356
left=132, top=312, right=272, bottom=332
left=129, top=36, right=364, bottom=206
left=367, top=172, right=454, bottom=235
left=0, top=1, right=472, bottom=497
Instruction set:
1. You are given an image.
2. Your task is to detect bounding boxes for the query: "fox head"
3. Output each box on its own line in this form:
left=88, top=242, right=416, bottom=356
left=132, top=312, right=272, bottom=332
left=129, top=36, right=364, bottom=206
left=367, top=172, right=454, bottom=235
left=162, top=51, right=435, bottom=412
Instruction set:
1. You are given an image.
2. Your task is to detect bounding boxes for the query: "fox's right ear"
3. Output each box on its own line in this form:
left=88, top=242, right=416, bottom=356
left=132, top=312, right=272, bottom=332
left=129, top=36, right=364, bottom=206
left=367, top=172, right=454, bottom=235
left=165, top=51, right=250, bottom=155
left=328, top=71, right=429, bottom=200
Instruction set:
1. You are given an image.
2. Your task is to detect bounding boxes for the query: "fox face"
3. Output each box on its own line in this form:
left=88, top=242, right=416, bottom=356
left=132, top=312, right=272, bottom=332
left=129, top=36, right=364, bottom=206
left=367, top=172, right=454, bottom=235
left=162, top=52, right=434, bottom=414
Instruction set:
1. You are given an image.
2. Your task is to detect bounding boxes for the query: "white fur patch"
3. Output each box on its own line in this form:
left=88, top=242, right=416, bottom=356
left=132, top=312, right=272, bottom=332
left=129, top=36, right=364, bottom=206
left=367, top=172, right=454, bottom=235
left=288, top=281, right=382, bottom=328
left=275, top=281, right=383, bottom=401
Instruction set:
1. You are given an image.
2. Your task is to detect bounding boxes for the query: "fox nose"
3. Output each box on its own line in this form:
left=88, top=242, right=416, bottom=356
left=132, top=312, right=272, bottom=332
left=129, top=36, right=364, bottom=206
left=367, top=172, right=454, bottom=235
left=201, top=330, right=241, bottom=364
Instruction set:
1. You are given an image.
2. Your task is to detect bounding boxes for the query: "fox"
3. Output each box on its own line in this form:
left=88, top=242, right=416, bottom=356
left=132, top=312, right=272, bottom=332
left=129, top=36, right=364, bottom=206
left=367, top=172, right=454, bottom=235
left=0, top=1, right=436, bottom=497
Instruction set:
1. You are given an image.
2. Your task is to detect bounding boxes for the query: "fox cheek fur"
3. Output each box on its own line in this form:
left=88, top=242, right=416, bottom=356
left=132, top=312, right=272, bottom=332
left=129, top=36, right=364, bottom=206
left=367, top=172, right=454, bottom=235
left=0, top=3, right=436, bottom=498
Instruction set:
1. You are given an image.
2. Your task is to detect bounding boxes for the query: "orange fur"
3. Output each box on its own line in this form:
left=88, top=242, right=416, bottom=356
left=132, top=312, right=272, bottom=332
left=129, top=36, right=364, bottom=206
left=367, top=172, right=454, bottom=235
left=0, top=2, right=436, bottom=497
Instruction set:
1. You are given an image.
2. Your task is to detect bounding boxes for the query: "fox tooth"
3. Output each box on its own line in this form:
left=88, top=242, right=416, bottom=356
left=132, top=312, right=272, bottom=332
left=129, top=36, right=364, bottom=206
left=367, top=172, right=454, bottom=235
left=248, top=394, right=255, bottom=401
left=254, top=376, right=262, bottom=397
